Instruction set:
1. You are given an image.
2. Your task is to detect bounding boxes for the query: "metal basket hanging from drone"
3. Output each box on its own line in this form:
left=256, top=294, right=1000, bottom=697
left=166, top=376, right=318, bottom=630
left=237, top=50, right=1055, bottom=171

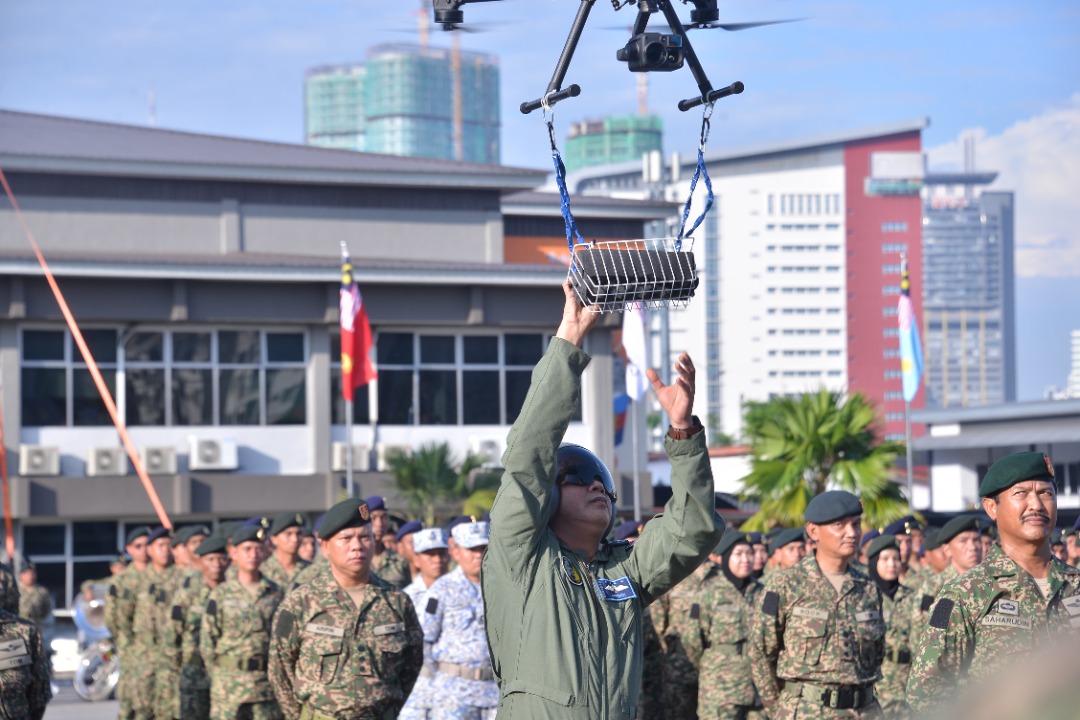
left=568, top=237, right=699, bottom=313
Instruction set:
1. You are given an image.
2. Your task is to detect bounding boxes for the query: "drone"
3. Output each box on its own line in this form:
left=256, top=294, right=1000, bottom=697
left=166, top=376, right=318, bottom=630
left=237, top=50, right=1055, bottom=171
left=431, top=0, right=790, bottom=113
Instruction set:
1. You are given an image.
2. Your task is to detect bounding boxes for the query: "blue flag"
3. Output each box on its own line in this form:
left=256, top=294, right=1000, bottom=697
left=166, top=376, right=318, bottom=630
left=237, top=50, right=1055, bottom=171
left=898, top=258, right=923, bottom=403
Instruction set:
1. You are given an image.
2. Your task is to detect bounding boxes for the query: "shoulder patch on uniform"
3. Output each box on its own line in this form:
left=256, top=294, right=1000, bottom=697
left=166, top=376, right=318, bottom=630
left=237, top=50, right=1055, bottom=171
left=425, top=597, right=438, bottom=615
left=109, top=585, right=117, bottom=598
left=762, top=591, right=779, bottom=617
left=690, top=603, right=700, bottom=620
left=183, top=577, right=192, bottom=589
left=205, top=599, right=217, bottom=617
left=921, top=594, right=934, bottom=612
left=276, top=610, right=294, bottom=638
left=929, top=598, right=954, bottom=629
left=171, top=605, right=184, bottom=622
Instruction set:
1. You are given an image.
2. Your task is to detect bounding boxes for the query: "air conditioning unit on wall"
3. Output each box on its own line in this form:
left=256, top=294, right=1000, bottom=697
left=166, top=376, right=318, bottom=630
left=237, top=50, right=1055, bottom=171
left=18, top=445, right=59, bottom=476
left=141, top=446, right=178, bottom=475
left=469, top=436, right=506, bottom=468
left=87, top=448, right=127, bottom=477
left=331, top=443, right=370, bottom=473
left=188, top=437, right=239, bottom=471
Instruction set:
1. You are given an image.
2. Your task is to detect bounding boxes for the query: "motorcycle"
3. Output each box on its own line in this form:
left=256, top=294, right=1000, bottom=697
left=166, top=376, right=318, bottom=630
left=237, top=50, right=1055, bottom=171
left=71, top=584, right=120, bottom=702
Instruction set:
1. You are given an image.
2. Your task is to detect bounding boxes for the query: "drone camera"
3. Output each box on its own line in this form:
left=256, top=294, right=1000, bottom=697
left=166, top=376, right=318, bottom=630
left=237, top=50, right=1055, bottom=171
left=616, top=32, right=685, bottom=72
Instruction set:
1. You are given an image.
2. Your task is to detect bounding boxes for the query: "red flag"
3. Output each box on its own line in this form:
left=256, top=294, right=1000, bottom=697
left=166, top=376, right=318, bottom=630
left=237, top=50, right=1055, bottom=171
left=340, top=245, right=377, bottom=400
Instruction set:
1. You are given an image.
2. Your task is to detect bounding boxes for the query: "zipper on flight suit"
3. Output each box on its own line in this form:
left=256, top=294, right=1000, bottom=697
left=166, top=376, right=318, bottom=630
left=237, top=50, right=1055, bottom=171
left=578, top=558, right=612, bottom=719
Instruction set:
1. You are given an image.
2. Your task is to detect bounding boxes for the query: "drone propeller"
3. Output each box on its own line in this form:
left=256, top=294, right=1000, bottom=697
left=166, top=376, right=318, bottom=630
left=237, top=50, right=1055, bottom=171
left=686, top=18, right=804, bottom=32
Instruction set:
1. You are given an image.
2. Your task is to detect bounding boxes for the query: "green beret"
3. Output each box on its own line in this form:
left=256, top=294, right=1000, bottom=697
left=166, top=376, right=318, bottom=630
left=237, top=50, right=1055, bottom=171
left=980, top=451, right=1056, bottom=497
left=768, top=527, right=805, bottom=555
left=270, top=512, right=305, bottom=536
left=922, top=529, right=942, bottom=551
left=804, top=490, right=862, bottom=524
left=714, top=529, right=751, bottom=556
left=231, top=524, right=268, bottom=545
left=866, top=534, right=899, bottom=560
left=938, top=515, right=981, bottom=545
left=125, top=526, right=151, bottom=546
left=1051, top=529, right=1064, bottom=546
left=218, top=521, right=243, bottom=543
left=317, top=499, right=372, bottom=540
left=195, top=536, right=228, bottom=556
left=172, top=525, right=211, bottom=547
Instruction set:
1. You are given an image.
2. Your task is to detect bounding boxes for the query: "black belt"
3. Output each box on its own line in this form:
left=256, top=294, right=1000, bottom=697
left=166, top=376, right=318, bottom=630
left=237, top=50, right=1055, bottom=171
left=885, top=647, right=911, bottom=664
left=215, top=655, right=267, bottom=672
left=785, top=681, right=875, bottom=710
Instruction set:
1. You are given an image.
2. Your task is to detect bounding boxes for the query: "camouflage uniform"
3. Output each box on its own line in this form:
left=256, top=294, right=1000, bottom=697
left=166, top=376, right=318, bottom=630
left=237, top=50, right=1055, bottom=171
left=905, top=544, right=1080, bottom=715
left=690, top=575, right=764, bottom=720
left=907, top=566, right=955, bottom=650
left=874, top=584, right=919, bottom=720
left=287, top=557, right=327, bottom=593
left=201, top=577, right=284, bottom=720
left=0, top=565, right=18, bottom=615
left=372, top=549, right=411, bottom=590
left=175, top=574, right=216, bottom=720
left=658, top=561, right=721, bottom=720
left=260, top=555, right=311, bottom=591
left=268, top=569, right=423, bottom=720
left=400, top=575, right=438, bottom=720
left=748, top=553, right=885, bottom=719
left=107, top=563, right=146, bottom=720
left=17, top=583, right=51, bottom=634
left=639, top=607, right=663, bottom=720
left=0, top=608, right=52, bottom=719
left=152, top=566, right=186, bottom=720
left=128, top=564, right=175, bottom=719
left=424, top=567, right=498, bottom=720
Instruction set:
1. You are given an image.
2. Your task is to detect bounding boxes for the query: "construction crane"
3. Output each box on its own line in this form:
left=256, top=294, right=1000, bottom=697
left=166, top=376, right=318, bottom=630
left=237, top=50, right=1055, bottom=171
left=416, top=0, right=465, bottom=161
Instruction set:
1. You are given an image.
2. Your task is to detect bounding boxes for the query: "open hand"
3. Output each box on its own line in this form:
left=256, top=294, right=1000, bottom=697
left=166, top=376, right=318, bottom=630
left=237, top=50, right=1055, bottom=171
left=646, top=352, right=695, bottom=429
left=555, top=280, right=599, bottom=347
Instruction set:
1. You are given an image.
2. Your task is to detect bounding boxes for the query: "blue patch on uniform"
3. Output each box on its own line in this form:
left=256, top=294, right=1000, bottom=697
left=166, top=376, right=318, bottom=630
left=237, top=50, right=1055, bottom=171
left=596, top=576, right=637, bottom=602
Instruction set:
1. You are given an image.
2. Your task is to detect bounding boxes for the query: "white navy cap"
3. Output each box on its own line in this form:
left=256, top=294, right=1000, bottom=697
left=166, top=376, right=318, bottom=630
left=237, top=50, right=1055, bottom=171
left=451, top=521, right=490, bottom=549
left=412, top=528, right=448, bottom=554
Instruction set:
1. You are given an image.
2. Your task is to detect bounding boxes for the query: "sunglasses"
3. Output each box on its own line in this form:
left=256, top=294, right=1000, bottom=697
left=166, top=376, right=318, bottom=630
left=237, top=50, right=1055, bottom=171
left=559, top=467, right=617, bottom=501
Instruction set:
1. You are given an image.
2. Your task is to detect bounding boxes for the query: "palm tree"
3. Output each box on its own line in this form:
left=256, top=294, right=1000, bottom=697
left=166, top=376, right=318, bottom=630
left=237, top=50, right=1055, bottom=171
left=738, top=388, right=909, bottom=530
left=385, top=442, right=486, bottom=526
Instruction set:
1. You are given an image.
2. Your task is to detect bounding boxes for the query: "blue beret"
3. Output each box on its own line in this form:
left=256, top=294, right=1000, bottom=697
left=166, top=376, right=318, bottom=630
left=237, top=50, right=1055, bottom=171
left=614, top=521, right=644, bottom=542
left=446, top=515, right=471, bottom=533
left=938, top=515, right=981, bottom=544
left=243, top=515, right=271, bottom=529
left=768, top=527, right=805, bottom=555
left=364, top=496, right=386, bottom=512
left=270, top=512, right=305, bottom=536
left=312, top=513, right=326, bottom=535
left=395, top=520, right=423, bottom=543
left=195, top=535, right=228, bottom=556
left=125, top=526, right=151, bottom=546
left=883, top=516, right=921, bottom=536
left=980, top=451, right=1056, bottom=497
left=860, top=529, right=880, bottom=548
left=231, top=524, right=268, bottom=545
left=747, top=532, right=764, bottom=545
left=804, top=490, right=862, bottom=524
left=1074, top=516, right=1080, bottom=533
left=147, top=526, right=171, bottom=544
left=866, top=534, right=899, bottom=559
left=318, top=499, right=372, bottom=540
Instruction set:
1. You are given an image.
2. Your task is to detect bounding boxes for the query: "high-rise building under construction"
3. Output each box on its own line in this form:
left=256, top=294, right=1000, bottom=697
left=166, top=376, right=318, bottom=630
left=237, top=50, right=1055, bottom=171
left=305, top=44, right=500, bottom=164
left=563, top=115, right=663, bottom=174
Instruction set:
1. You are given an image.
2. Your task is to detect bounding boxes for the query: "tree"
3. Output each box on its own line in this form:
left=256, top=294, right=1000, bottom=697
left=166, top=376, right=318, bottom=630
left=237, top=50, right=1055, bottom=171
left=738, top=388, right=909, bottom=530
left=385, top=442, right=486, bottom=526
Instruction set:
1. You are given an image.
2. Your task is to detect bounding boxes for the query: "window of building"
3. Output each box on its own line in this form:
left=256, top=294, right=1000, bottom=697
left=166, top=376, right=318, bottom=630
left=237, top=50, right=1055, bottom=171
left=883, top=307, right=899, bottom=317
left=882, top=286, right=900, bottom=296
left=884, top=370, right=902, bottom=379
left=21, top=328, right=307, bottom=427
left=767, top=194, right=774, bottom=215
left=884, top=391, right=903, bottom=400
left=884, top=328, right=899, bottom=338
left=882, top=264, right=901, bottom=275
left=21, top=521, right=124, bottom=610
left=882, top=243, right=908, bottom=254
left=882, top=222, right=908, bottom=233
left=883, top=348, right=900, bottom=358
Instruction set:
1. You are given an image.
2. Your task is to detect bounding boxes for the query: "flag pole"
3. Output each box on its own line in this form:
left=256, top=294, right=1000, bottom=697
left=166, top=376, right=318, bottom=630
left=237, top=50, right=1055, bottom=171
left=905, top=400, right=914, bottom=511
left=631, top=400, right=641, bottom=521
left=345, top=398, right=354, bottom=498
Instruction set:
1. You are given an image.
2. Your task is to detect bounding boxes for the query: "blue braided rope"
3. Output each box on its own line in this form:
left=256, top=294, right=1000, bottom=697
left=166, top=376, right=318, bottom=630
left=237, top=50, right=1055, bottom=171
left=553, top=149, right=584, bottom=251
left=676, top=147, right=714, bottom=250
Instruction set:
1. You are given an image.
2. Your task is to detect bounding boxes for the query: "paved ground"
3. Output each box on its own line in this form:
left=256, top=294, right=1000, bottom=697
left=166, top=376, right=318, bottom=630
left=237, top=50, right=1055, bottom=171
left=44, top=679, right=118, bottom=720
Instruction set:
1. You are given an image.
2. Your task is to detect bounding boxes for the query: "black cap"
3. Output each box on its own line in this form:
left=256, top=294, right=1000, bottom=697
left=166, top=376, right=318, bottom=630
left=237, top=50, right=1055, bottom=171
left=866, top=534, right=899, bottom=560
left=317, top=499, right=372, bottom=540
left=938, top=515, right=981, bottom=545
left=768, top=527, right=805, bottom=555
left=715, top=529, right=752, bottom=557
left=270, top=512, right=305, bottom=536
left=231, top=524, right=267, bottom=545
left=147, top=526, right=171, bottom=544
left=804, top=490, right=862, bottom=524
left=125, top=526, right=151, bottom=546
left=195, top=535, right=228, bottom=556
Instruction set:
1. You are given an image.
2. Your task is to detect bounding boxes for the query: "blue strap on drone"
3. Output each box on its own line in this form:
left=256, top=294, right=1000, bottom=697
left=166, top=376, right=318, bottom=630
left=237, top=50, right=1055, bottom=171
left=676, top=103, right=716, bottom=250
left=546, top=108, right=584, bottom=253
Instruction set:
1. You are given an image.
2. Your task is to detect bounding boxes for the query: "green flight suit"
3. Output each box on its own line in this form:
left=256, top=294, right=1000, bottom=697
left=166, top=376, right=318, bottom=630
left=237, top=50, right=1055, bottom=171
left=482, top=337, right=725, bottom=720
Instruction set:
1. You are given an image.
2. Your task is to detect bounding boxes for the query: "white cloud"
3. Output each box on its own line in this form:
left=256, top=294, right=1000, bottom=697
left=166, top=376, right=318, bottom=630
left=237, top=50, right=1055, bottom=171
left=926, top=94, right=1080, bottom=278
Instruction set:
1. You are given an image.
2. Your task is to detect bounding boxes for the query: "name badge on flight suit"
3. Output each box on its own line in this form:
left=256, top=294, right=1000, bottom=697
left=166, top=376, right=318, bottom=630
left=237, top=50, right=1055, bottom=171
left=596, top=577, right=637, bottom=602
left=0, top=639, right=30, bottom=670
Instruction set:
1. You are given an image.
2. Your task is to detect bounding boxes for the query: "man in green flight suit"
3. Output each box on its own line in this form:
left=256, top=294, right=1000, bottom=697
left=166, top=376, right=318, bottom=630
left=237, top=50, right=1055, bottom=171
left=905, top=451, right=1080, bottom=715
left=482, top=281, right=725, bottom=720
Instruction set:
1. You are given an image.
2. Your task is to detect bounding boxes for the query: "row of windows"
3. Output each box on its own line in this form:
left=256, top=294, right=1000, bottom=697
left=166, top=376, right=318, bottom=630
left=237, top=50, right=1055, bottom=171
left=766, top=287, right=843, bottom=295
left=21, top=328, right=549, bottom=428
left=766, top=349, right=844, bottom=357
left=883, top=307, right=899, bottom=317
left=767, top=193, right=842, bottom=216
left=764, top=224, right=843, bottom=232
left=767, top=328, right=844, bottom=336
left=882, top=243, right=908, bottom=253
left=882, top=264, right=901, bottom=274
left=765, top=244, right=843, bottom=252
left=767, top=308, right=843, bottom=315
left=882, top=286, right=900, bottom=295
left=768, top=370, right=844, bottom=378
left=882, top=222, right=909, bottom=233
left=766, top=265, right=842, bottom=273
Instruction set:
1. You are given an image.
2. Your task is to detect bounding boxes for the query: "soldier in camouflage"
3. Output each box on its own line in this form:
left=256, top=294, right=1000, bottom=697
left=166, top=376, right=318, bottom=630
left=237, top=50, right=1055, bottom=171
left=170, top=534, right=230, bottom=720
left=748, top=491, right=885, bottom=719
left=202, top=524, right=284, bottom=720
left=401, top=527, right=451, bottom=720
left=298, top=526, right=317, bottom=564
left=906, top=452, right=1080, bottom=715
left=768, top=528, right=807, bottom=572
left=0, top=603, right=52, bottom=720
left=269, top=497, right=423, bottom=720
left=261, top=513, right=312, bottom=590
left=0, top=564, right=18, bottom=617
left=657, top=545, right=721, bottom=720
left=107, top=525, right=151, bottom=720
left=691, top=531, right=764, bottom=720
left=131, top=526, right=175, bottom=720
left=17, top=562, right=51, bottom=636
left=425, top=520, right=497, bottom=720
left=366, top=496, right=412, bottom=590
left=864, top=535, right=917, bottom=720
left=613, top=520, right=663, bottom=720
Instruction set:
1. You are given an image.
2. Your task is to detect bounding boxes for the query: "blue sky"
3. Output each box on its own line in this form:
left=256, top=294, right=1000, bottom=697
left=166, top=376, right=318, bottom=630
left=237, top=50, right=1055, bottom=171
left=1, top=0, right=1077, bottom=398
